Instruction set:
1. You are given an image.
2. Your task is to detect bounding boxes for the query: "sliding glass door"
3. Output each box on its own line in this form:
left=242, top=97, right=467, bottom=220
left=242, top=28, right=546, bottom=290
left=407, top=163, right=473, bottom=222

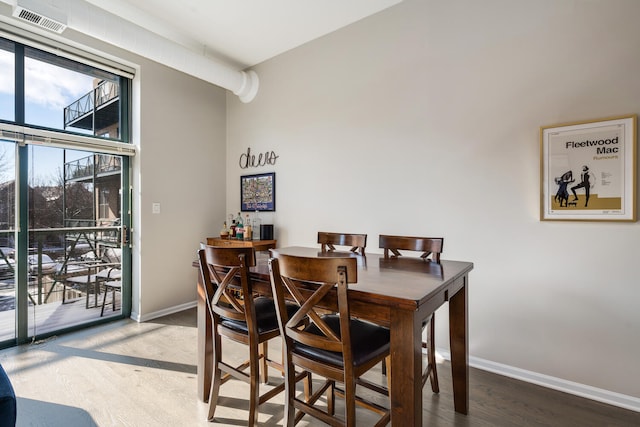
left=0, top=32, right=133, bottom=348
left=27, top=145, right=126, bottom=338
left=0, top=137, right=129, bottom=345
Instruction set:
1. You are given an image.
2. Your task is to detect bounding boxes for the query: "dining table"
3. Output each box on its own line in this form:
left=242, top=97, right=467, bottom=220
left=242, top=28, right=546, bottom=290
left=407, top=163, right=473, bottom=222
left=195, top=246, right=473, bottom=426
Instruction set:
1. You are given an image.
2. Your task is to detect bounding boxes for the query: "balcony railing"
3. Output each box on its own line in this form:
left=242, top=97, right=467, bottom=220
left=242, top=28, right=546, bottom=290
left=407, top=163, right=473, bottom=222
left=96, top=154, right=122, bottom=175
left=0, top=226, right=122, bottom=307
left=63, top=80, right=119, bottom=128
left=65, top=154, right=121, bottom=181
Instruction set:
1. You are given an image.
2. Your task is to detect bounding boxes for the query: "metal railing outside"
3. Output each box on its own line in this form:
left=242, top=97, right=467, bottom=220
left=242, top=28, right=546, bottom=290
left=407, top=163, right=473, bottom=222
left=96, top=154, right=121, bottom=175
left=63, top=80, right=119, bottom=127
left=64, top=154, right=121, bottom=181
left=0, top=226, right=122, bottom=309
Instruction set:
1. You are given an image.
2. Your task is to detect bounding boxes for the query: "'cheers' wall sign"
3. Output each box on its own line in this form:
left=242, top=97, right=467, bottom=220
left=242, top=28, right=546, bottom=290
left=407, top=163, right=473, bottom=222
left=239, top=147, right=279, bottom=169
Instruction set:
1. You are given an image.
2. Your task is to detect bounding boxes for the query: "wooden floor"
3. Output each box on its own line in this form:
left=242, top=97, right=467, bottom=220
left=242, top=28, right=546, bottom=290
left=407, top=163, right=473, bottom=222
left=0, top=308, right=638, bottom=427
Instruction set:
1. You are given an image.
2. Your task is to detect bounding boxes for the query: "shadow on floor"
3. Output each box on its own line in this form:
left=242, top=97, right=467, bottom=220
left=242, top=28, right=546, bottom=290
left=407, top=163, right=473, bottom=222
left=17, top=397, right=98, bottom=427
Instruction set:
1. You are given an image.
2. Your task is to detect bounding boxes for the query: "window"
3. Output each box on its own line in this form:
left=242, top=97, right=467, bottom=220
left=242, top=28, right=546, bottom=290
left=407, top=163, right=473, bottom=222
left=0, top=38, right=15, bottom=122
left=24, top=46, right=122, bottom=139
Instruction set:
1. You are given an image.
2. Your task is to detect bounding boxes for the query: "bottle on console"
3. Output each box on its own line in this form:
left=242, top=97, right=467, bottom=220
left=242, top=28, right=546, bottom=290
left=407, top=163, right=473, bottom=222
left=220, top=221, right=229, bottom=239
left=244, top=214, right=252, bottom=240
left=253, top=210, right=261, bottom=240
left=236, top=213, right=244, bottom=240
left=230, top=220, right=237, bottom=239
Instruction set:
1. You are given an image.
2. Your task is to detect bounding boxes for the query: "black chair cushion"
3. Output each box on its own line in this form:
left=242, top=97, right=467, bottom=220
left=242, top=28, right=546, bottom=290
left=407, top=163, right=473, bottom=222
left=293, top=314, right=390, bottom=367
left=0, top=364, right=16, bottom=427
left=220, top=296, right=297, bottom=334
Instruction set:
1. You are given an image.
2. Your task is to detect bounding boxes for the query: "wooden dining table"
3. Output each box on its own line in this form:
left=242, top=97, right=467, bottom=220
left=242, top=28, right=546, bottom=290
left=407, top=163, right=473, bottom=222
left=195, top=246, right=473, bottom=426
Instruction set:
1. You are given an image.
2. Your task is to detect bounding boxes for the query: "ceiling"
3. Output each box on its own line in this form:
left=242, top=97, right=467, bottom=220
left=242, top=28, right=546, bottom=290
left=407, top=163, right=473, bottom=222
left=0, top=0, right=402, bottom=101
left=83, top=0, right=402, bottom=69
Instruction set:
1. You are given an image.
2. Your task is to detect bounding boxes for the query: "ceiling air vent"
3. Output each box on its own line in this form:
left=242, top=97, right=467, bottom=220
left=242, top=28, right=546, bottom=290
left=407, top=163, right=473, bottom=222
left=12, top=0, right=67, bottom=34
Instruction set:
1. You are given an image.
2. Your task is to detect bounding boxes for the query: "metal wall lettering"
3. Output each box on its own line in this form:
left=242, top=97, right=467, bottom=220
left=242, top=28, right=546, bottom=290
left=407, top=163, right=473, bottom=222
left=239, top=147, right=278, bottom=169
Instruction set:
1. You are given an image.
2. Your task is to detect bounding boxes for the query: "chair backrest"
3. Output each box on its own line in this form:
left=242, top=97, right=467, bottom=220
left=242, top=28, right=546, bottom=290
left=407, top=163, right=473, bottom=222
left=198, top=245, right=256, bottom=324
left=269, top=254, right=358, bottom=362
left=317, top=232, right=367, bottom=255
left=101, top=247, right=122, bottom=263
left=378, top=235, right=443, bottom=262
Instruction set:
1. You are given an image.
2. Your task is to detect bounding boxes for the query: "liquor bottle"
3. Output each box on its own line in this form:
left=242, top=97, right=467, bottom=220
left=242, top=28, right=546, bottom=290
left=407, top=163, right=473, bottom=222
left=236, top=213, right=244, bottom=240
left=253, top=210, right=261, bottom=240
left=230, top=220, right=237, bottom=238
left=244, top=214, right=252, bottom=240
left=220, top=221, right=229, bottom=239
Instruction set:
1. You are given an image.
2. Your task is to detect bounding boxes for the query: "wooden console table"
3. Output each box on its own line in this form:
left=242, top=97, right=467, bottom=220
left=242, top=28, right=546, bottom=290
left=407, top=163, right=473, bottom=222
left=205, top=238, right=277, bottom=252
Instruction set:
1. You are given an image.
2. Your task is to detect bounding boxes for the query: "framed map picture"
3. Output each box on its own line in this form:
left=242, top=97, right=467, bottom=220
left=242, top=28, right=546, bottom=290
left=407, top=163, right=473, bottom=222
left=540, top=115, right=637, bottom=221
left=241, top=172, right=275, bottom=212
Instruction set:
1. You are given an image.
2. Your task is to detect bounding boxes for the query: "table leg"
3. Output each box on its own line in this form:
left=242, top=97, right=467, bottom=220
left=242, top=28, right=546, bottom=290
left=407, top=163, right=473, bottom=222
left=197, top=272, right=213, bottom=402
left=449, top=277, right=469, bottom=414
left=389, top=307, right=423, bottom=426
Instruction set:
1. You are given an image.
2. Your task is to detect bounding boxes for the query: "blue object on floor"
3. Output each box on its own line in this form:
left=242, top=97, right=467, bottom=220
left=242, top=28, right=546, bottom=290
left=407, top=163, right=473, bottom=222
left=0, top=363, right=16, bottom=427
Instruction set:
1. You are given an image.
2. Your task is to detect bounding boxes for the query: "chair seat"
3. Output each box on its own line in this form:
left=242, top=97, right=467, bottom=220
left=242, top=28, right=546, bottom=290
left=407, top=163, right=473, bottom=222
left=293, top=314, right=390, bottom=367
left=100, top=280, right=122, bottom=317
left=66, top=274, right=97, bottom=284
left=104, top=280, right=121, bottom=289
left=220, top=297, right=298, bottom=334
left=96, top=268, right=122, bottom=280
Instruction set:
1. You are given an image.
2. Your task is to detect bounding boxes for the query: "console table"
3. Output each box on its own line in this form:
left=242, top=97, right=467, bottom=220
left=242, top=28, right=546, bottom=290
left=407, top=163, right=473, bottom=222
left=205, top=238, right=277, bottom=252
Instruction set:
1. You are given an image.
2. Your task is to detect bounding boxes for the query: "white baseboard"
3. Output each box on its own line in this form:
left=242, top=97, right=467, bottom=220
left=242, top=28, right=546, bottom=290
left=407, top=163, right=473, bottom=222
left=130, top=300, right=197, bottom=323
left=436, top=349, right=640, bottom=413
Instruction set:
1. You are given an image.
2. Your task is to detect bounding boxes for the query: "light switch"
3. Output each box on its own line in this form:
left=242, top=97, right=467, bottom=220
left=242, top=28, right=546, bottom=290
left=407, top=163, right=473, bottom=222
left=152, top=202, right=161, bottom=214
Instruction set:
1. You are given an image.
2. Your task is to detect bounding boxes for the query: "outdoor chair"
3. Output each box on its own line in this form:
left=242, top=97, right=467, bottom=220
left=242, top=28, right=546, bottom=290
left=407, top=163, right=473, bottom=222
left=98, top=266, right=122, bottom=316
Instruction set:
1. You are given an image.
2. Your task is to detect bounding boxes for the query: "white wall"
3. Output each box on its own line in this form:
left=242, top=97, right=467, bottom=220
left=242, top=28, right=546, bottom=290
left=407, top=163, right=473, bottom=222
left=133, top=58, right=227, bottom=319
left=226, top=0, right=640, bottom=405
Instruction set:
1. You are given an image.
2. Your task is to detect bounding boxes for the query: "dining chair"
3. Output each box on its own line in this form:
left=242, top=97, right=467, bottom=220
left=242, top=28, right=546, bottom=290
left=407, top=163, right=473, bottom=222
left=378, top=234, right=443, bottom=393
left=378, top=234, right=443, bottom=262
left=269, top=253, right=391, bottom=427
left=197, top=246, right=305, bottom=426
left=317, top=232, right=367, bottom=255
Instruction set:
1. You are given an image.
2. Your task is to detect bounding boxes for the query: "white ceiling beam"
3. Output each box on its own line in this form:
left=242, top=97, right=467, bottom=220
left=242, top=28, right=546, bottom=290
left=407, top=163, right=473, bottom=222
left=0, top=0, right=259, bottom=102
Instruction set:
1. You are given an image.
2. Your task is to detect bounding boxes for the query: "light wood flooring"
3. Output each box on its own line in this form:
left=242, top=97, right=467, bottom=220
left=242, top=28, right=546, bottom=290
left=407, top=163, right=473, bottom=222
left=0, top=308, right=638, bottom=427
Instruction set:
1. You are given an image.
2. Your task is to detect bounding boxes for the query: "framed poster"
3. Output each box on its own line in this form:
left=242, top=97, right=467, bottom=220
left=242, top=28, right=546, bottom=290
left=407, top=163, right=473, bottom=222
left=241, top=172, right=275, bottom=212
left=540, top=114, right=637, bottom=221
